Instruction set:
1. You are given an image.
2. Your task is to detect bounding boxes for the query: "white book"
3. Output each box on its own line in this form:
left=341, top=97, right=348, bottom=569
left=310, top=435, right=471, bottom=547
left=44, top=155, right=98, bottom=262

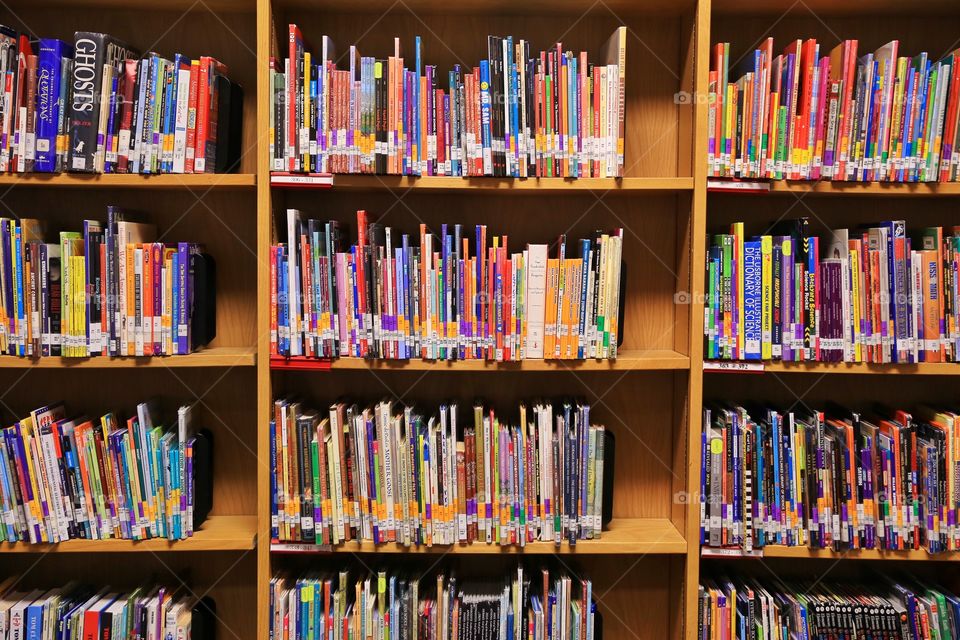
left=327, top=404, right=344, bottom=542
left=173, top=67, right=191, bottom=173
left=286, top=209, right=303, bottom=356
left=8, top=590, right=43, bottom=640
left=525, top=244, right=548, bottom=358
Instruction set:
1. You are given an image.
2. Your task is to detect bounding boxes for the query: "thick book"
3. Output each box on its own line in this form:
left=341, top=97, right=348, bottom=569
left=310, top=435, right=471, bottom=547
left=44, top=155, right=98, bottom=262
left=68, top=32, right=138, bottom=172
left=35, top=39, right=72, bottom=172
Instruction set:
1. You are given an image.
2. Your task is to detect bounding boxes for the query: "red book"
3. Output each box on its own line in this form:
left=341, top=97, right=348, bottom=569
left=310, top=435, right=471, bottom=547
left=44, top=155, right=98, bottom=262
left=185, top=60, right=201, bottom=173
left=116, top=59, right=138, bottom=173
left=194, top=56, right=227, bottom=173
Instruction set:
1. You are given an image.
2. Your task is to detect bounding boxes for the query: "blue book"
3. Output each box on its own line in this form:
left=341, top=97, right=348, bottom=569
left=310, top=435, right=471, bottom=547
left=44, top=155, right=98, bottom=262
left=36, top=39, right=73, bottom=172
left=743, top=239, right=763, bottom=360
left=479, top=60, right=493, bottom=175
left=26, top=596, right=46, bottom=640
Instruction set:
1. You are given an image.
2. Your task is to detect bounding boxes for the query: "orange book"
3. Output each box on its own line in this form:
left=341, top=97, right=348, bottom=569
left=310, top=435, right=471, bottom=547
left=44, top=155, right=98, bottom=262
left=568, top=258, right=582, bottom=359
left=544, top=259, right=559, bottom=358
left=558, top=260, right=572, bottom=359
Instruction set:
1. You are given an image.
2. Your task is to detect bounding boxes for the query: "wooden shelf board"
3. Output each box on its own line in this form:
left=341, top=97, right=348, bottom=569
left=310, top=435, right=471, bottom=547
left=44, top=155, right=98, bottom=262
left=758, top=361, right=960, bottom=375
left=0, top=346, right=256, bottom=369
left=272, top=0, right=693, bottom=16
left=271, top=518, right=686, bottom=554
left=2, top=0, right=255, bottom=11
left=272, top=173, right=693, bottom=194
left=708, top=545, right=960, bottom=561
left=0, top=515, right=257, bottom=553
left=0, top=173, right=256, bottom=189
left=270, top=349, right=690, bottom=372
left=768, top=181, right=960, bottom=197
left=708, top=179, right=960, bottom=196
left=713, top=0, right=959, bottom=15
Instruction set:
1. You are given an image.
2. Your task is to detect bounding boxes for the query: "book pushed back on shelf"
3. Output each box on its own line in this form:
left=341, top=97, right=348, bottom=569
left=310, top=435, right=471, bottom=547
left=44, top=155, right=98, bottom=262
left=271, top=397, right=614, bottom=549
left=271, top=26, right=626, bottom=179
left=0, top=27, right=243, bottom=175
left=272, top=209, right=624, bottom=363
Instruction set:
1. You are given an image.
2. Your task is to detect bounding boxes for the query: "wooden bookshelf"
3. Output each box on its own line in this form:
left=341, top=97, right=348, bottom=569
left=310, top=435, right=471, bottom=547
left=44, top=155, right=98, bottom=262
left=696, top=0, right=960, bottom=626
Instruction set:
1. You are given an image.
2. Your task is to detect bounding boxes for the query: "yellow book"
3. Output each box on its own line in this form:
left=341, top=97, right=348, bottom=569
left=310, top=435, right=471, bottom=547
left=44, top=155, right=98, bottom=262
left=303, top=51, right=311, bottom=170
left=760, top=236, right=773, bottom=360
left=731, top=222, right=745, bottom=358
left=544, top=259, right=559, bottom=358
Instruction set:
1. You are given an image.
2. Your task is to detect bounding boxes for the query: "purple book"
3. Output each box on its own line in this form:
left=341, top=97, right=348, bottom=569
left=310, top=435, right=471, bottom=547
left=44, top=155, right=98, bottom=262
left=820, top=259, right=844, bottom=362
left=176, top=242, right=189, bottom=355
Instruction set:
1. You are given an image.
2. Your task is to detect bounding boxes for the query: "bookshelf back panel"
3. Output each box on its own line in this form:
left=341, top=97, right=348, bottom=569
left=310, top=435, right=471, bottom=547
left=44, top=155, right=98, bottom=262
left=274, top=192, right=685, bottom=354
left=704, top=371, right=960, bottom=411
left=0, top=552, right=257, bottom=640
left=707, top=194, right=960, bottom=237
left=4, top=6, right=258, bottom=174
left=270, top=9, right=690, bottom=178
left=0, top=368, right=256, bottom=516
left=0, top=190, right=257, bottom=349
left=272, top=369, right=684, bottom=520
left=712, top=15, right=960, bottom=64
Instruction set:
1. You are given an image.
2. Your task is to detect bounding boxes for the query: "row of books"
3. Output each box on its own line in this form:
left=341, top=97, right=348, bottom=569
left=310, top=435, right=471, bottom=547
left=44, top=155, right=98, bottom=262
left=704, top=218, right=960, bottom=364
left=272, top=209, right=624, bottom=362
left=0, top=578, right=214, bottom=640
left=0, top=209, right=216, bottom=359
left=271, top=27, right=626, bottom=178
left=0, top=400, right=209, bottom=545
left=701, top=403, right=960, bottom=554
left=699, top=573, right=960, bottom=640
left=0, top=28, right=243, bottom=174
left=270, top=565, right=598, bottom=640
left=271, top=398, right=609, bottom=547
left=709, top=38, right=960, bottom=183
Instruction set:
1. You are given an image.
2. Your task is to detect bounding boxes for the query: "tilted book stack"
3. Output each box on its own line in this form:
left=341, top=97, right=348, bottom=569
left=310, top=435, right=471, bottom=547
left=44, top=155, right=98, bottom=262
left=0, top=27, right=242, bottom=175
left=271, top=398, right=608, bottom=548
left=0, top=401, right=206, bottom=544
left=272, top=209, right=623, bottom=362
left=271, top=27, right=627, bottom=179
